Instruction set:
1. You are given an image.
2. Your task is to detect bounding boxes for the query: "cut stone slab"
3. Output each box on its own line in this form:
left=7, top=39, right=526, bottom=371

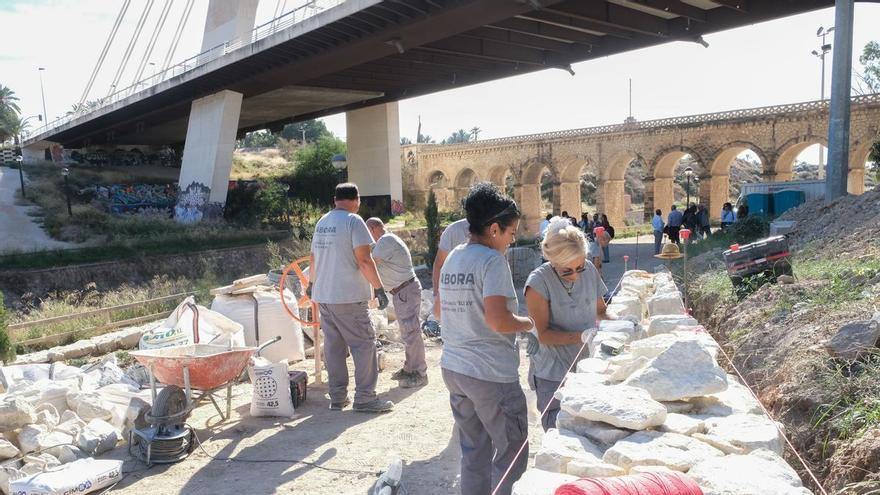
left=67, top=391, right=114, bottom=422
left=0, top=438, right=20, bottom=460
left=17, top=424, right=48, bottom=454
left=606, top=296, right=642, bottom=321
left=692, top=433, right=747, bottom=455
left=624, top=340, right=728, bottom=401
left=575, top=358, right=611, bottom=375
left=687, top=449, right=812, bottom=495
left=599, top=320, right=642, bottom=341
left=556, top=384, right=667, bottom=430
left=535, top=428, right=604, bottom=473
left=556, top=409, right=632, bottom=448
left=646, top=292, right=685, bottom=317
left=77, top=418, right=122, bottom=455
left=512, top=469, right=577, bottom=495
left=659, top=413, right=705, bottom=435
left=826, top=314, right=880, bottom=360
left=646, top=315, right=699, bottom=337
left=609, top=356, right=650, bottom=382
left=703, top=413, right=784, bottom=455
left=690, top=376, right=763, bottom=416
left=602, top=430, right=724, bottom=473
left=566, top=460, right=627, bottom=478
left=46, top=341, right=97, bottom=362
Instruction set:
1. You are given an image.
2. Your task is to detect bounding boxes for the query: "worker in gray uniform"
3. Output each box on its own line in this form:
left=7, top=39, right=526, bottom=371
left=308, top=183, right=394, bottom=413
left=432, top=217, right=470, bottom=317
left=439, top=183, right=533, bottom=495
left=366, top=217, right=428, bottom=389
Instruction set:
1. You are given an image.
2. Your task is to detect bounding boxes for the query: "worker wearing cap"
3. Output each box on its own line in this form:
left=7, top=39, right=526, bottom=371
left=366, top=217, right=428, bottom=389
left=309, top=183, right=394, bottom=413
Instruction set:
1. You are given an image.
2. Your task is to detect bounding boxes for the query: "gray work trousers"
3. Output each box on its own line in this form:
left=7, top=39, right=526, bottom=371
left=532, top=375, right=562, bottom=432
left=392, top=281, right=426, bottom=374
left=318, top=302, right=378, bottom=405
left=442, top=368, right=528, bottom=495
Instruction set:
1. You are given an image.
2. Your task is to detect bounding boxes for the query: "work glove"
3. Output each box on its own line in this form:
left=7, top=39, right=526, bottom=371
left=305, top=282, right=313, bottom=299
left=374, top=288, right=389, bottom=310
left=521, top=331, right=539, bottom=356
left=581, top=327, right=598, bottom=346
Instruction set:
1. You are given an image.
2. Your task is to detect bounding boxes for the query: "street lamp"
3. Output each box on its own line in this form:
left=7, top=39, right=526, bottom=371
left=812, top=26, right=833, bottom=174
left=683, top=166, right=694, bottom=208
left=332, top=153, right=347, bottom=183
left=61, top=167, right=72, bottom=217
left=38, top=67, right=49, bottom=124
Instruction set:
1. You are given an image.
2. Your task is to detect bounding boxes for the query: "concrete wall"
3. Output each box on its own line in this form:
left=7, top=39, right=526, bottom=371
left=200, top=0, right=260, bottom=51
left=346, top=102, right=403, bottom=203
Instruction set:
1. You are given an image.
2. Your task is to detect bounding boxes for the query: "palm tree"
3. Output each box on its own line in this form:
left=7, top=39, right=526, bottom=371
left=444, top=129, right=471, bottom=144
left=0, top=114, right=30, bottom=145
left=470, top=126, right=481, bottom=141
left=0, top=85, right=20, bottom=115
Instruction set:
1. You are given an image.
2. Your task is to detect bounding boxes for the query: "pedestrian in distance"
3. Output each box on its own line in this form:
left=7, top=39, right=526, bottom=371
left=667, top=204, right=683, bottom=245
left=366, top=217, right=427, bottom=389
left=736, top=203, right=749, bottom=221
left=721, top=202, right=736, bottom=230
left=697, top=204, right=711, bottom=239
left=652, top=208, right=664, bottom=255
left=437, top=182, right=532, bottom=495
left=523, top=217, right=609, bottom=430
left=579, top=212, right=590, bottom=234
left=308, top=183, right=394, bottom=413
left=539, top=213, right=552, bottom=240
left=599, top=214, right=614, bottom=263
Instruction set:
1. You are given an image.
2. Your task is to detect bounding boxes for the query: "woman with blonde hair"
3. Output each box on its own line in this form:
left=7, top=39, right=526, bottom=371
left=524, top=217, right=611, bottom=430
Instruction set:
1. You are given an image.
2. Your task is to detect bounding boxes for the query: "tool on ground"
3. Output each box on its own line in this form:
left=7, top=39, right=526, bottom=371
left=371, top=457, right=404, bottom=495
left=128, top=308, right=280, bottom=466
left=279, top=256, right=323, bottom=384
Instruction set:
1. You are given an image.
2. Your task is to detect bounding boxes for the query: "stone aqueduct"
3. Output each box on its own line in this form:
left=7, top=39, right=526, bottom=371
left=400, top=94, right=880, bottom=236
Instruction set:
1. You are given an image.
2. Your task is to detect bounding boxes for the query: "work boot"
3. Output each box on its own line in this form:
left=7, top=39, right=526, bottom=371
left=329, top=397, right=351, bottom=411
left=352, top=399, right=395, bottom=413
left=400, top=371, right=428, bottom=389
left=390, top=368, right=410, bottom=381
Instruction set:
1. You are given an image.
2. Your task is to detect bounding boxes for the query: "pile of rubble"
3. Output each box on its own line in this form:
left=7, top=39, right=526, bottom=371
left=513, top=270, right=813, bottom=495
left=0, top=357, right=151, bottom=493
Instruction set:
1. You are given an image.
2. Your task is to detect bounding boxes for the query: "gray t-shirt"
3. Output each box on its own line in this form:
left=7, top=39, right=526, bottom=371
left=525, top=261, right=607, bottom=382
left=438, top=219, right=470, bottom=252
left=372, top=232, right=416, bottom=291
left=439, top=243, right=519, bottom=383
left=310, top=209, right=373, bottom=304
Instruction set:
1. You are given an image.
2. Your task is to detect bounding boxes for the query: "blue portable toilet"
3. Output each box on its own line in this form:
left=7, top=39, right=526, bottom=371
left=744, top=193, right=771, bottom=217
left=773, top=190, right=806, bottom=216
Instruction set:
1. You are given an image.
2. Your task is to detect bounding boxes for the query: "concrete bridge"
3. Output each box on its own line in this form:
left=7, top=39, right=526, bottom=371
left=402, top=93, right=880, bottom=234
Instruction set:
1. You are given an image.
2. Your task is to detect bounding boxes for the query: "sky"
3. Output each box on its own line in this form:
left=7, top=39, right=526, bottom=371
left=2, top=0, right=879, bottom=164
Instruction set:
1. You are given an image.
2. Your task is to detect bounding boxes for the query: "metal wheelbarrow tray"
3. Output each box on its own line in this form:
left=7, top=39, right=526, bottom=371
left=130, top=344, right=259, bottom=421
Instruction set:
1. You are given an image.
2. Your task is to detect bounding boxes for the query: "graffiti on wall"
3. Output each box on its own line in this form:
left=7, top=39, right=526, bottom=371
left=174, top=182, right=223, bottom=223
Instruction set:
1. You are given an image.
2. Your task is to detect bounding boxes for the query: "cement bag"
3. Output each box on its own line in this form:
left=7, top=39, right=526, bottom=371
left=211, top=289, right=305, bottom=363
left=139, top=296, right=244, bottom=350
left=8, top=457, right=122, bottom=495
left=247, top=357, right=295, bottom=418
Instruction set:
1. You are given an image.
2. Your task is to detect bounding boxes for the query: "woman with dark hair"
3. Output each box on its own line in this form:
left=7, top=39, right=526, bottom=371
left=437, top=182, right=533, bottom=495
left=599, top=214, right=614, bottom=263
left=721, top=202, right=736, bottom=230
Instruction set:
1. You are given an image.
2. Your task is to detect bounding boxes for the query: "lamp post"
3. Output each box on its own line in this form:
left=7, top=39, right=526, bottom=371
left=15, top=156, right=25, bottom=199
left=812, top=26, right=834, bottom=175
left=61, top=167, right=72, bottom=216
left=15, top=114, right=42, bottom=199
left=683, top=166, right=694, bottom=208
left=332, top=154, right=347, bottom=183
left=38, top=67, right=49, bottom=124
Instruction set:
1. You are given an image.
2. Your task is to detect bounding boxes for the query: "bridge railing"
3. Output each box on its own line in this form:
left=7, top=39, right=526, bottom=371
left=418, top=93, right=880, bottom=151
left=23, top=0, right=347, bottom=141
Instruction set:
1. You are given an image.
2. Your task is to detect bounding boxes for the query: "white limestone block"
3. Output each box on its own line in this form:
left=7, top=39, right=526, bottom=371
left=646, top=292, right=685, bottom=317
left=690, top=376, right=763, bottom=416
left=687, top=449, right=813, bottom=495
left=76, top=418, right=121, bottom=455
left=0, top=438, right=20, bottom=460
left=602, top=430, right=724, bottom=473
left=566, top=460, right=627, bottom=478
left=646, top=315, right=698, bottom=337
left=624, top=341, right=728, bottom=401
left=703, top=414, right=784, bottom=455
left=575, top=358, right=611, bottom=375
left=556, top=409, right=632, bottom=448
left=512, top=469, right=577, bottom=495
left=535, top=428, right=604, bottom=473
left=609, top=356, right=650, bottom=382
left=659, top=413, right=705, bottom=435
left=692, top=433, right=747, bottom=455
left=606, top=296, right=642, bottom=320
left=555, top=384, right=666, bottom=430
left=599, top=320, right=642, bottom=341
left=0, top=397, right=35, bottom=430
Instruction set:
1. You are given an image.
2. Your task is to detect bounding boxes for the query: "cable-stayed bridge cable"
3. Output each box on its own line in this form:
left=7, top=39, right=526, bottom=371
left=107, top=0, right=156, bottom=96
left=132, top=0, right=175, bottom=87
left=160, top=0, right=194, bottom=73
left=76, top=0, right=131, bottom=112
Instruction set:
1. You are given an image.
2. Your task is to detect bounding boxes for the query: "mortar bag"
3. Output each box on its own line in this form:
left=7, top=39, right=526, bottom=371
left=210, top=289, right=305, bottom=363
left=139, top=296, right=245, bottom=349
left=8, top=458, right=122, bottom=495
left=248, top=357, right=295, bottom=418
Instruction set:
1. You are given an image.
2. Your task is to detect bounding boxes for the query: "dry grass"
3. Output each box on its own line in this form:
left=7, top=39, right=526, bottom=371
left=231, top=149, right=292, bottom=180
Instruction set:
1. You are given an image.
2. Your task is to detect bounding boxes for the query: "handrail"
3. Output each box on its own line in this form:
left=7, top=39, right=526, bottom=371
left=413, top=93, right=880, bottom=151
left=23, top=0, right=346, bottom=140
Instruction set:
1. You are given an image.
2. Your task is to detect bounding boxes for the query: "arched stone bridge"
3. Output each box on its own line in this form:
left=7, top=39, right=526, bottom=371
left=401, top=94, right=880, bottom=235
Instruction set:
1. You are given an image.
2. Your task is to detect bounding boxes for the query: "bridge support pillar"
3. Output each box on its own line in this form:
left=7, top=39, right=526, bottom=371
left=847, top=167, right=865, bottom=195
left=652, top=177, right=675, bottom=215
left=559, top=181, right=581, bottom=219
left=642, top=178, right=655, bottom=223
left=598, top=179, right=626, bottom=229
left=519, top=182, right=542, bottom=237
left=701, top=174, right=729, bottom=221
left=176, top=90, right=243, bottom=222
left=346, top=102, right=403, bottom=216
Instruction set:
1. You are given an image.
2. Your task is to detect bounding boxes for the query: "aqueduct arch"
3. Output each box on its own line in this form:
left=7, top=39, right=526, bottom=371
left=403, top=94, right=880, bottom=234
left=453, top=168, right=479, bottom=204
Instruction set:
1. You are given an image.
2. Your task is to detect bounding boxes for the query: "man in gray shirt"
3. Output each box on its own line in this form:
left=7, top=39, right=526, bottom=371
left=366, top=217, right=427, bottom=389
left=310, top=183, right=393, bottom=413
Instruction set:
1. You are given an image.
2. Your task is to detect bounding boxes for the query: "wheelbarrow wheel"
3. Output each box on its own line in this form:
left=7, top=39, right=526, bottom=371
left=147, top=385, right=188, bottom=425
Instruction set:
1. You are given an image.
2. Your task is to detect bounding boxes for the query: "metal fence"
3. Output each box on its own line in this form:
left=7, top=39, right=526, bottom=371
left=24, top=0, right=347, bottom=140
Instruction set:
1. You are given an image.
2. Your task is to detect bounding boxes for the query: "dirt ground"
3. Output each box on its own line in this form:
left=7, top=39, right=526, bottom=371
left=107, top=342, right=544, bottom=495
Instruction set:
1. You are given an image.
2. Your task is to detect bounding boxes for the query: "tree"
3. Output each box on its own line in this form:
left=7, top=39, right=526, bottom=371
left=281, top=119, right=330, bottom=143
left=417, top=132, right=434, bottom=144
left=0, top=114, right=31, bottom=146
left=443, top=129, right=471, bottom=144
left=855, top=41, right=880, bottom=94
left=238, top=130, right=277, bottom=148
left=400, top=137, right=413, bottom=145
left=425, top=189, right=440, bottom=268
left=0, top=85, right=20, bottom=115
left=287, top=135, right=346, bottom=204
left=470, top=126, right=481, bottom=141
left=869, top=140, right=880, bottom=183
left=0, top=85, right=21, bottom=144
